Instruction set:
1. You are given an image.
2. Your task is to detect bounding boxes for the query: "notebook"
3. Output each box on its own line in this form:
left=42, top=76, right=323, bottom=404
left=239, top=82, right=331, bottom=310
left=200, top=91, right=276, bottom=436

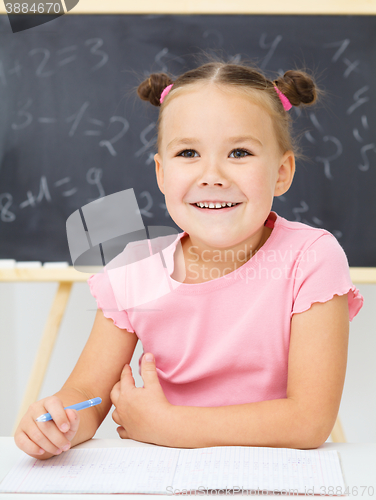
left=0, top=445, right=346, bottom=495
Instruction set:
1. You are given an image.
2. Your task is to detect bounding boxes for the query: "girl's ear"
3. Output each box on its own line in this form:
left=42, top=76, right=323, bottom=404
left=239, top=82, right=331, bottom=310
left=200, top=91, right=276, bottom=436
left=154, top=153, right=165, bottom=195
left=274, top=151, right=295, bottom=197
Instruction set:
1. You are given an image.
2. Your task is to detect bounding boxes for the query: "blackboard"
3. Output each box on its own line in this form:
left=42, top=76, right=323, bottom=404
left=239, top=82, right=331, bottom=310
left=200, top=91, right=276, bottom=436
left=0, top=14, right=375, bottom=266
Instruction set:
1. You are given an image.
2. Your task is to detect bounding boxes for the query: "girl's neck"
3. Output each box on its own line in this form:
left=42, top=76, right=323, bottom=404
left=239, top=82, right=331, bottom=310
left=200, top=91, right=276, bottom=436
left=174, top=224, right=273, bottom=284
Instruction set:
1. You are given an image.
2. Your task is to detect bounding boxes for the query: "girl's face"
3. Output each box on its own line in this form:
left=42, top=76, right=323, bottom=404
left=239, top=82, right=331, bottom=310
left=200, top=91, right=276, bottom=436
left=154, top=83, right=295, bottom=256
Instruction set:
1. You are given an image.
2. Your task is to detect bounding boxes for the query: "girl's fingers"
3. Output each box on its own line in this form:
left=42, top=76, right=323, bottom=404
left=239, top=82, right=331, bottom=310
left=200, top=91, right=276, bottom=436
left=27, top=410, right=79, bottom=456
left=22, top=422, right=67, bottom=456
left=33, top=404, right=80, bottom=452
left=33, top=410, right=79, bottom=454
left=14, top=398, right=81, bottom=459
left=110, top=383, right=120, bottom=405
left=15, top=420, right=69, bottom=457
left=111, top=408, right=120, bottom=425
left=35, top=420, right=72, bottom=454
left=117, top=426, right=129, bottom=439
left=15, top=431, right=48, bottom=458
left=42, top=397, right=71, bottom=433
left=62, top=409, right=80, bottom=439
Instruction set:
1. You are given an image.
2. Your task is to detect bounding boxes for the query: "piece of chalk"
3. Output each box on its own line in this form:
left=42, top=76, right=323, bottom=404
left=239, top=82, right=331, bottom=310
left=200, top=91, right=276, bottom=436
left=0, top=259, right=16, bottom=268
left=15, top=261, right=42, bottom=268
left=43, top=262, right=69, bottom=268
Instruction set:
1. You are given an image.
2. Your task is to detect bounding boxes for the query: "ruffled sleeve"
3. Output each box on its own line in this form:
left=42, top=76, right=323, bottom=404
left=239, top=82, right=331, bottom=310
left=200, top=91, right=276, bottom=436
left=291, top=233, right=364, bottom=322
left=87, top=269, right=135, bottom=332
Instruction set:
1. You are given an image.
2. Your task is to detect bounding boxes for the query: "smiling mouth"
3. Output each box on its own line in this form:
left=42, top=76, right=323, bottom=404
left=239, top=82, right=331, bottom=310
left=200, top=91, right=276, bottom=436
left=190, top=202, right=242, bottom=211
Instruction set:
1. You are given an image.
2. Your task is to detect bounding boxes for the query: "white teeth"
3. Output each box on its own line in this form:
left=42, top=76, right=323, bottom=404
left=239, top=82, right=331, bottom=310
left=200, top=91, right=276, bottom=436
left=195, top=202, right=238, bottom=209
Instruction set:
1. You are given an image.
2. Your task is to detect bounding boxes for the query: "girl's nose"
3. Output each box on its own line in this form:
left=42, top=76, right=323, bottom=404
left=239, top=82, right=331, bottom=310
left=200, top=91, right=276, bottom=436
left=196, top=158, right=230, bottom=187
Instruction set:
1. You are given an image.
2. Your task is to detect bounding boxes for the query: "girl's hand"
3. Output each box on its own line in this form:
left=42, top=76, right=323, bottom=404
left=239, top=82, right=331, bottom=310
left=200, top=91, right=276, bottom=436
left=110, top=353, right=172, bottom=446
left=14, top=396, right=80, bottom=459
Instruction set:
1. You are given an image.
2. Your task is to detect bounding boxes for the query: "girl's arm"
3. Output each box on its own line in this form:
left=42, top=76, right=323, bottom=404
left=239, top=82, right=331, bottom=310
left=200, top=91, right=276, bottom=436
left=59, top=309, right=139, bottom=441
left=15, top=309, right=138, bottom=459
left=157, top=293, right=349, bottom=449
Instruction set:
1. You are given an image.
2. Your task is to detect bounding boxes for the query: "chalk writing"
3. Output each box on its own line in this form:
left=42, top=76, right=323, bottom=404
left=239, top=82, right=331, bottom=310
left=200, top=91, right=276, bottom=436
left=0, top=15, right=374, bottom=266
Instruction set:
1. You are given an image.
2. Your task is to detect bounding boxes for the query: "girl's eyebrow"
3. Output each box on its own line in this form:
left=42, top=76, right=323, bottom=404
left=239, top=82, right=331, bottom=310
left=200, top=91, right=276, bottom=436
left=167, top=137, right=198, bottom=150
left=229, top=135, right=263, bottom=146
left=167, top=135, right=262, bottom=150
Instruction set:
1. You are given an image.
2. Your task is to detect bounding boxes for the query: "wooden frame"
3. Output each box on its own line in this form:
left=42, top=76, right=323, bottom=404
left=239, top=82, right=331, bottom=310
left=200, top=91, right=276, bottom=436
left=0, top=268, right=96, bottom=435
left=1, top=0, right=376, bottom=15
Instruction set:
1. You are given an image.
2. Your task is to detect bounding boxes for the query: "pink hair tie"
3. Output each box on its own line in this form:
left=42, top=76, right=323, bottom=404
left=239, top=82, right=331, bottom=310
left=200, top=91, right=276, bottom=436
left=160, top=83, right=173, bottom=104
left=274, top=86, right=292, bottom=111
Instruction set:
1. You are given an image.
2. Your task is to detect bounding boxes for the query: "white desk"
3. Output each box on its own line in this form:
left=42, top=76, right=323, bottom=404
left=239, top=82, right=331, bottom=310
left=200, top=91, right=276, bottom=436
left=0, top=437, right=375, bottom=499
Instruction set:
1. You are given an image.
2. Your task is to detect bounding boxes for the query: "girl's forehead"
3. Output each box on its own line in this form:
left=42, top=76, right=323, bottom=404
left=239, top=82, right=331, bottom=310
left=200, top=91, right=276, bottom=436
left=161, top=84, right=274, bottom=136
left=167, top=83, right=265, bottom=107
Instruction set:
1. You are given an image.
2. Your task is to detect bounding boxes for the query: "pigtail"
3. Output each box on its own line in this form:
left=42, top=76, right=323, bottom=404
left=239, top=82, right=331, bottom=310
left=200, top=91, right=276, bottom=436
left=273, top=70, right=317, bottom=107
left=137, top=73, right=174, bottom=107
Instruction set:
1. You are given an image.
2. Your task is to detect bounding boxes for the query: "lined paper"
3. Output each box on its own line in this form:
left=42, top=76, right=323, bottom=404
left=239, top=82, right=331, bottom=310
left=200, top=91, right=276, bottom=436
left=0, top=446, right=346, bottom=495
left=172, top=446, right=346, bottom=495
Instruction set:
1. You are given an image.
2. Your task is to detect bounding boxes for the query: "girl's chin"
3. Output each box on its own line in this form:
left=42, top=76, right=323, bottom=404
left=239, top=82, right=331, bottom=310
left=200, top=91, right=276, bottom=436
left=183, top=229, right=250, bottom=248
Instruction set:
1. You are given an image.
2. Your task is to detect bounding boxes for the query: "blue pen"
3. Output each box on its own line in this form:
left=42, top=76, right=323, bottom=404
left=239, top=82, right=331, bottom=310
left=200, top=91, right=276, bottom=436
left=35, top=397, right=102, bottom=422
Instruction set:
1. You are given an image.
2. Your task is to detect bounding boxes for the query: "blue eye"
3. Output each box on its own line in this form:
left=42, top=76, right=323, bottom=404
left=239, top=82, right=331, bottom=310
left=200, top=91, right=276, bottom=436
left=230, top=148, right=253, bottom=158
left=177, top=149, right=199, bottom=158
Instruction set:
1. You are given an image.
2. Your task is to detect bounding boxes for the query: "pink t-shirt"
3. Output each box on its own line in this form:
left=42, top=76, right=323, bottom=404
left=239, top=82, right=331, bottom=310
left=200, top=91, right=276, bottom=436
left=88, top=210, right=364, bottom=407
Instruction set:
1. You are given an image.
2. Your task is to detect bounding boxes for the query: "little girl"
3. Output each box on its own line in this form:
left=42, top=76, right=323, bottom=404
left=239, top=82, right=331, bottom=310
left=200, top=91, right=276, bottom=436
left=15, top=58, right=364, bottom=458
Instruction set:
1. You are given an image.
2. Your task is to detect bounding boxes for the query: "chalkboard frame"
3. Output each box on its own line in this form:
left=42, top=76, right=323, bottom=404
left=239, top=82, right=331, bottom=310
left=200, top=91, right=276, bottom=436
left=0, top=0, right=375, bottom=15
